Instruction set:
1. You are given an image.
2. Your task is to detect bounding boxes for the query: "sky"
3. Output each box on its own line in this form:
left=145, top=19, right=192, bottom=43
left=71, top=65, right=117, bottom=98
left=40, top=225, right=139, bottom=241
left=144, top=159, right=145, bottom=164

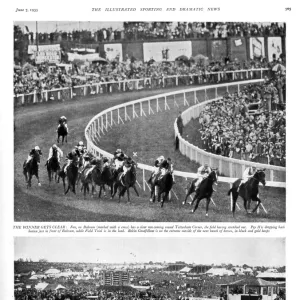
left=14, top=237, right=285, bottom=267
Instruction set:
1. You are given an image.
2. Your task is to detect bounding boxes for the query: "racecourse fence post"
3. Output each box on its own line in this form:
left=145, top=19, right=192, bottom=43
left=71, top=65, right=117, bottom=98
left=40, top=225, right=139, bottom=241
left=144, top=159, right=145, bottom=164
left=230, top=183, right=233, bottom=211
left=143, top=169, right=146, bottom=191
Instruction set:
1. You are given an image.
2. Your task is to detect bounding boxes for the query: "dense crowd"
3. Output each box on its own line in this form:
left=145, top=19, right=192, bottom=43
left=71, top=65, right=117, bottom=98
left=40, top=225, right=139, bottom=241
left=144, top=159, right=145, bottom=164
left=193, top=75, right=286, bottom=166
left=19, top=22, right=285, bottom=45
left=124, top=22, right=285, bottom=41
left=14, top=287, right=172, bottom=300
left=14, top=56, right=273, bottom=96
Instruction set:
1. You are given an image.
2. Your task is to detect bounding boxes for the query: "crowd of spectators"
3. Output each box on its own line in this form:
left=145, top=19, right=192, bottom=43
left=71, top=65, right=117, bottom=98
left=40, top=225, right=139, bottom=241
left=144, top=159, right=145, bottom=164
left=191, top=76, right=286, bottom=166
left=14, top=55, right=275, bottom=96
left=14, top=286, right=171, bottom=300
left=124, top=22, right=285, bottom=41
left=19, top=22, right=285, bottom=45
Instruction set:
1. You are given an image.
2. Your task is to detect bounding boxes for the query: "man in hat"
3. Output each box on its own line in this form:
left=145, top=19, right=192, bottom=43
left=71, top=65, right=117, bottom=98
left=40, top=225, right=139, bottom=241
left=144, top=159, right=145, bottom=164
left=46, top=144, right=63, bottom=167
left=114, top=149, right=127, bottom=172
left=237, top=165, right=257, bottom=192
left=25, top=146, right=42, bottom=164
left=195, top=163, right=212, bottom=188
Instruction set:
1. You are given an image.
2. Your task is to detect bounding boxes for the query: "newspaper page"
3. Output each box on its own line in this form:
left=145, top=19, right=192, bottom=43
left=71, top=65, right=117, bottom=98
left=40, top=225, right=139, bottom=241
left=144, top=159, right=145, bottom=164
left=1, top=0, right=298, bottom=299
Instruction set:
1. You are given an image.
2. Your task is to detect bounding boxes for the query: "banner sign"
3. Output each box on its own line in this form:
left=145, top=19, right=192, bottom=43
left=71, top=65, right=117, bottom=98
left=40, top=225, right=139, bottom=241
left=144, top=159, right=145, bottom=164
left=104, top=43, right=123, bottom=61
left=143, top=41, right=192, bottom=62
left=211, top=40, right=227, bottom=60
left=268, top=37, right=282, bottom=61
left=28, top=44, right=61, bottom=64
left=67, top=53, right=100, bottom=62
left=230, top=38, right=247, bottom=62
left=249, top=37, right=265, bottom=59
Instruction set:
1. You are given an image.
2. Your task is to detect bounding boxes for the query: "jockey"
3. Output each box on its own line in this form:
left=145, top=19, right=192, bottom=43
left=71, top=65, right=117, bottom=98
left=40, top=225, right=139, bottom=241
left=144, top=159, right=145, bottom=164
left=195, top=163, right=212, bottom=188
left=58, top=116, right=68, bottom=133
left=64, top=148, right=79, bottom=174
left=26, top=146, right=42, bottom=164
left=114, top=149, right=127, bottom=171
left=237, top=166, right=257, bottom=192
left=46, top=144, right=63, bottom=166
left=148, top=155, right=165, bottom=183
left=120, top=156, right=135, bottom=179
left=76, top=141, right=87, bottom=156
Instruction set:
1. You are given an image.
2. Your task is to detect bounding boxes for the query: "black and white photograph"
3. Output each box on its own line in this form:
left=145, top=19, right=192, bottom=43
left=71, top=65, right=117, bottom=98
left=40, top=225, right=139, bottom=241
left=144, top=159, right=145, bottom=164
left=14, top=237, right=286, bottom=300
left=14, top=21, right=286, bottom=222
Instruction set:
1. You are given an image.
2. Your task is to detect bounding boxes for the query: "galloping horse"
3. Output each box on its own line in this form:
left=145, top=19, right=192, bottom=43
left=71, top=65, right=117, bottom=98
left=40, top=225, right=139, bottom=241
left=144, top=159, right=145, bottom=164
left=228, top=169, right=266, bottom=216
left=189, top=170, right=218, bottom=216
left=59, top=160, right=78, bottom=195
left=46, top=148, right=60, bottom=184
left=23, top=151, right=41, bottom=188
left=112, top=163, right=139, bottom=203
left=57, top=123, right=68, bottom=144
left=149, top=172, right=174, bottom=208
left=91, top=163, right=115, bottom=199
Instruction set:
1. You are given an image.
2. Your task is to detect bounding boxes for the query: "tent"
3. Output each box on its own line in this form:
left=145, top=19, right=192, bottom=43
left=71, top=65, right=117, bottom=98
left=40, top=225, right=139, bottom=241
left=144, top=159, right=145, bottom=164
left=44, top=284, right=66, bottom=291
left=35, top=282, right=49, bottom=290
left=190, top=54, right=209, bottom=65
left=175, top=55, right=189, bottom=63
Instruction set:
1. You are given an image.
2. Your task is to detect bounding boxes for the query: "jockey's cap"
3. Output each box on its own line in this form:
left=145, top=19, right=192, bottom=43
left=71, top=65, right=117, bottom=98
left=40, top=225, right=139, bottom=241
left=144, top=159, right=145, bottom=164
left=116, top=149, right=122, bottom=153
left=78, top=141, right=84, bottom=146
left=158, top=155, right=165, bottom=161
left=34, top=146, right=40, bottom=151
left=52, top=144, right=57, bottom=149
left=61, top=116, right=66, bottom=119
left=204, top=163, right=209, bottom=167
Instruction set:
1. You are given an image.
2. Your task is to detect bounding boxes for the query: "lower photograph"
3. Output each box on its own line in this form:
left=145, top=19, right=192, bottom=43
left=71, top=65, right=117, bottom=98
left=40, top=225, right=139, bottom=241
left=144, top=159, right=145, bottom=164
left=14, top=237, right=285, bottom=300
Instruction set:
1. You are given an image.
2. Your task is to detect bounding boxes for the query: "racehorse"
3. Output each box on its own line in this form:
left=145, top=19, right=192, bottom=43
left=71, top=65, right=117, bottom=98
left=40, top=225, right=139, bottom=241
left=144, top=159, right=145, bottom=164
left=189, top=170, right=218, bottom=216
left=112, top=163, right=139, bottom=203
left=149, top=172, right=174, bottom=208
left=57, top=123, right=68, bottom=144
left=80, top=167, right=93, bottom=199
left=91, top=163, right=115, bottom=199
left=23, top=151, right=41, bottom=188
left=58, top=160, right=78, bottom=195
left=46, top=148, right=60, bottom=185
left=228, top=169, right=266, bottom=216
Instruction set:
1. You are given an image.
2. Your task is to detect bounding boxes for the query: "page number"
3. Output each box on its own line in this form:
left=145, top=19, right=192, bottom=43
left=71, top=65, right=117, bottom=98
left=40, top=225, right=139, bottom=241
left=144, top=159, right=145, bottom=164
left=285, top=7, right=291, bottom=11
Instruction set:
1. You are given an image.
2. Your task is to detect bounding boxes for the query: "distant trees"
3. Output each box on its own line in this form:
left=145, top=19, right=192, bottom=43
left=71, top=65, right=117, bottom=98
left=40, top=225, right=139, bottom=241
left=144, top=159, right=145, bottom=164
left=39, top=258, right=48, bottom=263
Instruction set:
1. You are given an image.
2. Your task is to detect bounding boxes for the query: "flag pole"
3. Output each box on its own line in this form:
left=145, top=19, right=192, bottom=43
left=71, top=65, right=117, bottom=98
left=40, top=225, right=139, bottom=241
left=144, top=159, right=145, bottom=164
left=36, top=21, right=39, bottom=52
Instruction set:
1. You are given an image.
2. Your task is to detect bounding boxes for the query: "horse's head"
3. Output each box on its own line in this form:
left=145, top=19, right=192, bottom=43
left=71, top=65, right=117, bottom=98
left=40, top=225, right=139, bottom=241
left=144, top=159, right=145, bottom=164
left=33, top=150, right=41, bottom=163
left=254, top=168, right=266, bottom=186
left=52, top=147, right=58, bottom=157
left=209, top=168, right=219, bottom=185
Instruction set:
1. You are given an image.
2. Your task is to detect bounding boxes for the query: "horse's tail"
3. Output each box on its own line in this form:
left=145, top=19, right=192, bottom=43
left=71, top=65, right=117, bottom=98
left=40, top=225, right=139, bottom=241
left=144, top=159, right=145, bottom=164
left=227, top=188, right=233, bottom=196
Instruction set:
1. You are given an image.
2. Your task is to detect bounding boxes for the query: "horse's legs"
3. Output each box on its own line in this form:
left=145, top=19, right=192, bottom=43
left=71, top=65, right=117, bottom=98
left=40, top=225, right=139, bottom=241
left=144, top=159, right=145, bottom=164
left=57, top=134, right=60, bottom=144
left=118, top=187, right=126, bottom=203
left=112, top=183, right=118, bottom=199
left=48, top=170, right=51, bottom=185
left=62, top=177, right=66, bottom=193
left=252, top=196, right=261, bottom=213
left=126, top=188, right=131, bottom=203
left=132, top=184, right=139, bottom=197
left=205, top=197, right=211, bottom=217
left=65, top=134, right=67, bottom=143
left=160, top=192, right=167, bottom=208
left=192, top=197, right=202, bottom=213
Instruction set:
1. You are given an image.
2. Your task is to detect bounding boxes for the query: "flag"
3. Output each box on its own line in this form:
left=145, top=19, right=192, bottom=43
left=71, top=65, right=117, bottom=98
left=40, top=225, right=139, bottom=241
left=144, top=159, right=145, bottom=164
left=234, top=39, right=242, bottom=47
left=25, top=26, right=30, bottom=33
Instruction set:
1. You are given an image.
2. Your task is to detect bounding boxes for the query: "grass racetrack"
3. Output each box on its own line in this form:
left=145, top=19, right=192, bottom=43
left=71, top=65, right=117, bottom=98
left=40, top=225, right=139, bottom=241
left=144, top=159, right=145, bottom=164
left=15, top=86, right=286, bottom=222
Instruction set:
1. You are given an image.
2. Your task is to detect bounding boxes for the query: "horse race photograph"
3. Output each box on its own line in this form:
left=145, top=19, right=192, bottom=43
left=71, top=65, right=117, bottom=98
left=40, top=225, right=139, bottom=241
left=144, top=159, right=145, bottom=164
left=14, top=21, right=286, bottom=222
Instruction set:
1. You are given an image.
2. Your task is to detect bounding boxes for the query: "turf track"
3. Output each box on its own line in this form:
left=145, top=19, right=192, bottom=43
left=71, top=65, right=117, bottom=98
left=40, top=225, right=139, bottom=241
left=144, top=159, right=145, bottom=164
left=14, top=86, right=286, bottom=222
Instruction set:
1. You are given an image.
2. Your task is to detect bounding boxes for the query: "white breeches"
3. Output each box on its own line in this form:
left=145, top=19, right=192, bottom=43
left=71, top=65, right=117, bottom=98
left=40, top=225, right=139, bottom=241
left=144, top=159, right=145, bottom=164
left=115, top=159, right=123, bottom=169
